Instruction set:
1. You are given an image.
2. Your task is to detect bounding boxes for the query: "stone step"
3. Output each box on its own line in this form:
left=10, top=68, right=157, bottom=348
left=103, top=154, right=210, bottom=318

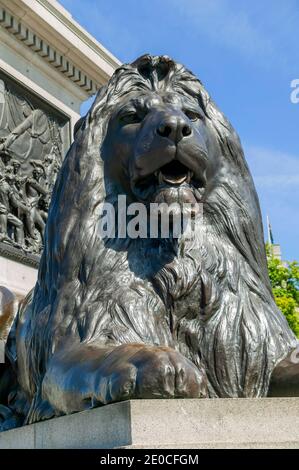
left=0, top=398, right=298, bottom=449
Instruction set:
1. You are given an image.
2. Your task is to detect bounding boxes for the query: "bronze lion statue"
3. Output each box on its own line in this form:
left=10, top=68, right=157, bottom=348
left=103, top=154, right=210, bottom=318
left=0, top=55, right=298, bottom=430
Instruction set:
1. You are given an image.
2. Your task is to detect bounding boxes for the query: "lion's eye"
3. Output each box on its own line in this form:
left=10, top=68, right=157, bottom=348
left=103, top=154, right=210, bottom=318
left=119, top=112, right=141, bottom=125
left=184, top=110, right=202, bottom=122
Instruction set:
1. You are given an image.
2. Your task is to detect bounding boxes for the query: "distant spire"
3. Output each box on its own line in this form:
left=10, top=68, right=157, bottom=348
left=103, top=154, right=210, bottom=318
left=267, top=215, right=274, bottom=245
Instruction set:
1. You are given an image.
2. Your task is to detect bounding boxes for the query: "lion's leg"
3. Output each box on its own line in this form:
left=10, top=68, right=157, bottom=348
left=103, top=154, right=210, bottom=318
left=40, top=343, right=207, bottom=417
left=268, top=346, right=299, bottom=397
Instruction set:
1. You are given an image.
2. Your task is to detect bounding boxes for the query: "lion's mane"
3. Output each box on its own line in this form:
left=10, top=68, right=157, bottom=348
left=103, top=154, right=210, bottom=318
left=10, top=56, right=297, bottom=422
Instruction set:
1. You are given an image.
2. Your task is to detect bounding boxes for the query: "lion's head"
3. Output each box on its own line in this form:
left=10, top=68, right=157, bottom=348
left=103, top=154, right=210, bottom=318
left=101, top=59, right=217, bottom=219
left=10, top=55, right=297, bottom=414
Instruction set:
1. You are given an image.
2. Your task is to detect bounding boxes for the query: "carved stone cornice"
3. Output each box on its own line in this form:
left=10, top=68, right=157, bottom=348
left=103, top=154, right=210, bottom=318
left=0, top=1, right=120, bottom=97
left=0, top=6, right=95, bottom=95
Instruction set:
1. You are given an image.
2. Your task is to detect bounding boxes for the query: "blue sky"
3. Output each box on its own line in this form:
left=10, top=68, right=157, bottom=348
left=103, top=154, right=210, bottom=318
left=61, top=0, right=299, bottom=261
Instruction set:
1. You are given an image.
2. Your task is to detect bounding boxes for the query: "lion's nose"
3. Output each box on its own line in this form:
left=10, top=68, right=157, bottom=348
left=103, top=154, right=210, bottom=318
left=157, top=116, right=192, bottom=143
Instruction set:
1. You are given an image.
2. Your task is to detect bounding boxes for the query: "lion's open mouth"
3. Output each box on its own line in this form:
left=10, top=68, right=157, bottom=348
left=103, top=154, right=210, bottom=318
left=155, top=160, right=192, bottom=185
left=132, top=158, right=207, bottom=205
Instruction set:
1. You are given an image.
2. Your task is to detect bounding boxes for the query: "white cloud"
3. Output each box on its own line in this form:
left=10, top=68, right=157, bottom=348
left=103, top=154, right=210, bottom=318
left=169, top=0, right=299, bottom=69
left=254, top=174, right=299, bottom=187
left=244, top=145, right=299, bottom=260
left=245, top=145, right=299, bottom=190
left=173, top=0, right=271, bottom=57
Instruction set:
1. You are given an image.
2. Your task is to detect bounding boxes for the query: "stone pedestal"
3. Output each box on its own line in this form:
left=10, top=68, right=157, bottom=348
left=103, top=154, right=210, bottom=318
left=0, top=398, right=298, bottom=449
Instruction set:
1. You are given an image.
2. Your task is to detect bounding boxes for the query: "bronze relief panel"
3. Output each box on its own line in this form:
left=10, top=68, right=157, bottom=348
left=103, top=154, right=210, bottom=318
left=0, top=71, right=70, bottom=264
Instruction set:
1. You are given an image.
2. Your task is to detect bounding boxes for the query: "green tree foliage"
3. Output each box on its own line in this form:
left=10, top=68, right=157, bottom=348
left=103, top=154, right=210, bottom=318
left=266, top=244, right=299, bottom=337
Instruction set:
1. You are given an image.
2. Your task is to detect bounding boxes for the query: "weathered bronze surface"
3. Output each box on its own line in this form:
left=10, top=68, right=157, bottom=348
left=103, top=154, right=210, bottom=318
left=0, top=55, right=298, bottom=430
left=0, top=72, right=68, bottom=260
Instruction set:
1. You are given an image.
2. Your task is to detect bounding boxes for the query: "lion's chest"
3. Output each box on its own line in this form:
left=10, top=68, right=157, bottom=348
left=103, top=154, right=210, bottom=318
left=132, top=243, right=202, bottom=315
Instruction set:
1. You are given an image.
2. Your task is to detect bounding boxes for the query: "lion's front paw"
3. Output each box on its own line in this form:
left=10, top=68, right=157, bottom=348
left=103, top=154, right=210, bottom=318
left=94, top=344, right=207, bottom=404
left=94, top=362, right=138, bottom=405
left=132, top=345, right=207, bottom=399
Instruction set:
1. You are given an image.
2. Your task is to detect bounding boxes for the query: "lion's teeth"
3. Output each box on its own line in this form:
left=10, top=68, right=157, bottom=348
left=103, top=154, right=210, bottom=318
left=156, top=170, right=193, bottom=185
left=162, top=174, right=187, bottom=184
